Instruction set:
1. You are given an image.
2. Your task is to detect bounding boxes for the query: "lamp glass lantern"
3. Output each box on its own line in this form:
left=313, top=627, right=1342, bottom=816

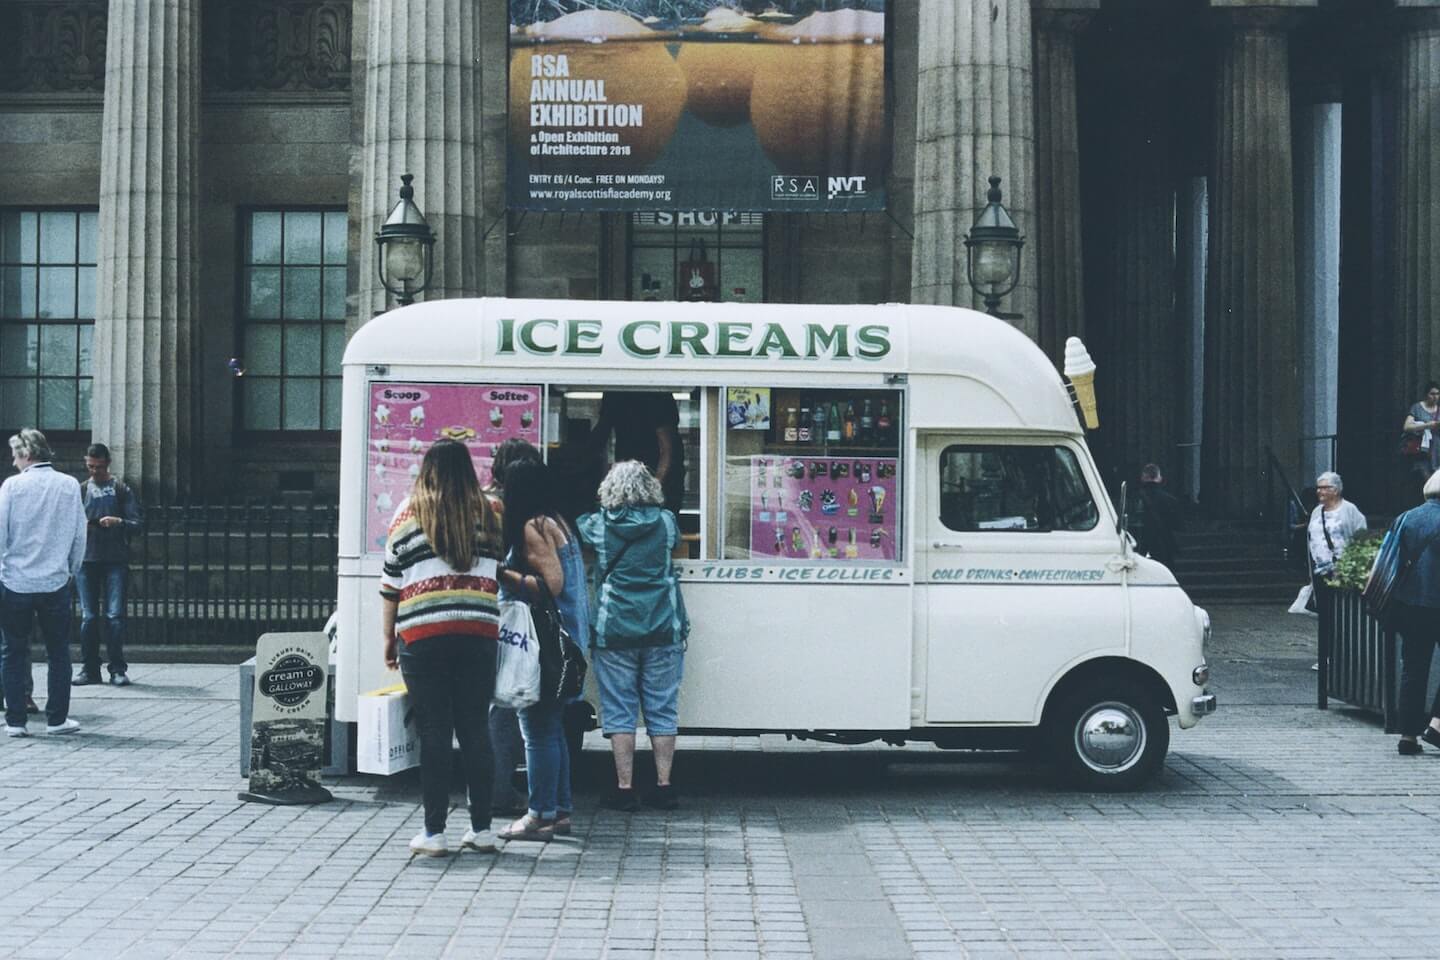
left=375, top=173, right=436, bottom=307
left=964, top=176, right=1025, bottom=316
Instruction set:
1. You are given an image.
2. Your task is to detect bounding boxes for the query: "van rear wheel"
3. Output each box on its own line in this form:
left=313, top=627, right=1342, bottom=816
left=1047, top=686, right=1168, bottom=791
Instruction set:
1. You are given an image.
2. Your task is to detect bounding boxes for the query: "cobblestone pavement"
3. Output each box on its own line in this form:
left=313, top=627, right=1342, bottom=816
left=2, top=605, right=1438, bottom=959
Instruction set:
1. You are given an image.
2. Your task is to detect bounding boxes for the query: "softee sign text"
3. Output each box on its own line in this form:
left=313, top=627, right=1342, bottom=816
left=496, top=317, right=892, bottom=362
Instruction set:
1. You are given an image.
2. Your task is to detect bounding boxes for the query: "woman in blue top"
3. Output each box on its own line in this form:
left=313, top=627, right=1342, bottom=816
left=496, top=460, right=590, bottom=841
left=1389, top=469, right=1440, bottom=756
left=577, top=460, right=689, bottom=812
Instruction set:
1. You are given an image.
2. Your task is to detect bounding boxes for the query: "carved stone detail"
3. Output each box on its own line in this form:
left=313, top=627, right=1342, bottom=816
left=203, top=0, right=352, bottom=93
left=0, top=2, right=108, bottom=94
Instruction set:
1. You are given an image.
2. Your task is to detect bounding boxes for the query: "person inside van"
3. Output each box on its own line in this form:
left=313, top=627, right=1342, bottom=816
left=577, top=460, right=688, bottom=811
left=594, top=391, right=685, bottom=515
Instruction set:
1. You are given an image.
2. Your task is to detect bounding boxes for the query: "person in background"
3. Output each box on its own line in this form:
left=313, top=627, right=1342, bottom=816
left=1386, top=469, right=1440, bottom=756
left=497, top=460, right=590, bottom=842
left=1133, top=463, right=1181, bottom=567
left=577, top=460, right=688, bottom=811
left=485, top=438, right=543, bottom=818
left=1403, top=382, right=1440, bottom=489
left=1307, top=471, right=1366, bottom=672
left=379, top=439, right=504, bottom=856
left=595, top=392, right=685, bottom=515
left=0, top=429, right=87, bottom=738
left=73, top=443, right=143, bottom=687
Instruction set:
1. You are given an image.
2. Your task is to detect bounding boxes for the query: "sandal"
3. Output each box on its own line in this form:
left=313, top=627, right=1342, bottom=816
left=498, top=815, right=554, bottom=842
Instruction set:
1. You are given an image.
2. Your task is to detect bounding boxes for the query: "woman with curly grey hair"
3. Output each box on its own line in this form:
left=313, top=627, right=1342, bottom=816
left=576, top=460, right=689, bottom=811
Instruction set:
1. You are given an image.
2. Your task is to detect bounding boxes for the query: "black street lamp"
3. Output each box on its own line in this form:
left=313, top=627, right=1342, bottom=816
left=963, top=175, right=1025, bottom=317
left=375, top=173, right=436, bottom=307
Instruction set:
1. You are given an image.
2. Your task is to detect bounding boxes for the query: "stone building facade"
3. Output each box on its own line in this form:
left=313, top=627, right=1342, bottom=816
left=1, top=0, right=1436, bottom=518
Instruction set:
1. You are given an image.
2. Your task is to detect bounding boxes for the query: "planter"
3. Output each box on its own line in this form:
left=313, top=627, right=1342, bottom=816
left=1320, top=589, right=1398, bottom=732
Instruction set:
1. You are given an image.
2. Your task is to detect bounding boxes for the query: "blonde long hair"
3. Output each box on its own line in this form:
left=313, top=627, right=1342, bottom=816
left=411, top=440, right=499, bottom=570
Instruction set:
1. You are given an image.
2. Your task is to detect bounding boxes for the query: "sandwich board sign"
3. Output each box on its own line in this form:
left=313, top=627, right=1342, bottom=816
left=240, top=632, right=333, bottom=805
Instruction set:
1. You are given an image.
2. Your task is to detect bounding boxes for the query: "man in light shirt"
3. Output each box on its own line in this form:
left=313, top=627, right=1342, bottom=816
left=0, top=428, right=88, bottom=737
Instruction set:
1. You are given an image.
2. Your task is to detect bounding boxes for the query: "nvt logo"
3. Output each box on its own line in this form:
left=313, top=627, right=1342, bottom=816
left=828, top=176, right=868, bottom=200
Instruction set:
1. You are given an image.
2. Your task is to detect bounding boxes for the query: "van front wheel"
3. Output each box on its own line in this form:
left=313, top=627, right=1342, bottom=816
left=1048, top=688, right=1168, bottom=791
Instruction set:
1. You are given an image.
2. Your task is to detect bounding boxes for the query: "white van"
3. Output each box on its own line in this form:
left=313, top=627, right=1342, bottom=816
left=336, top=298, right=1215, bottom=790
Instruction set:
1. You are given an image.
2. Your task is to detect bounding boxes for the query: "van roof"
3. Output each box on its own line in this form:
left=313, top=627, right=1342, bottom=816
left=344, top=298, right=1081, bottom=434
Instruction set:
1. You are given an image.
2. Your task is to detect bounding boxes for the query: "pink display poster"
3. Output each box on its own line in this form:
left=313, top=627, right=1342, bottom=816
left=365, top=382, right=541, bottom=553
left=747, top=455, right=898, bottom=561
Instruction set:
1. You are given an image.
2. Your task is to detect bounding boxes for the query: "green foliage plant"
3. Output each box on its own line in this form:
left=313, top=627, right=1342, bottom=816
left=1329, top=530, right=1383, bottom=592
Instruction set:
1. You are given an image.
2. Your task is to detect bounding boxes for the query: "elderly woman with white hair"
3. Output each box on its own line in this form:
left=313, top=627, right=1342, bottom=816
left=1307, top=471, right=1366, bottom=670
left=577, top=460, right=689, bottom=812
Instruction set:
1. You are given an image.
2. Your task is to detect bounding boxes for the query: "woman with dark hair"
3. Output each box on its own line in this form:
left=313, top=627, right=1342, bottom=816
left=1403, top=382, right=1440, bottom=487
left=497, top=459, right=590, bottom=842
left=379, top=439, right=504, bottom=857
left=483, top=437, right=542, bottom=817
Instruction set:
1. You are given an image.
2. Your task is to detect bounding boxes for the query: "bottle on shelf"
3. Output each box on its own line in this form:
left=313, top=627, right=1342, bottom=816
left=842, top=399, right=857, bottom=443
left=784, top=406, right=798, bottom=443
left=825, top=400, right=841, bottom=443
left=876, top=398, right=892, bottom=444
left=812, top=400, right=827, bottom=442
left=860, top=398, right=874, bottom=442
left=798, top=407, right=812, bottom=444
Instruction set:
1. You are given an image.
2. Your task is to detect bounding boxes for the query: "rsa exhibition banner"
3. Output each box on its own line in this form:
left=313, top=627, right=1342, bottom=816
left=508, top=1, right=888, bottom=212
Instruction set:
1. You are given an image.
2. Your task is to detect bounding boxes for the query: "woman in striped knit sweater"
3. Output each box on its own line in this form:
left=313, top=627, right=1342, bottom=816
left=380, top=439, right=504, bottom=857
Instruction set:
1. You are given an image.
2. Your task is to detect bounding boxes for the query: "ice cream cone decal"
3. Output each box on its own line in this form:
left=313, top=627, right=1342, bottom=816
left=1064, top=337, right=1099, bottom=430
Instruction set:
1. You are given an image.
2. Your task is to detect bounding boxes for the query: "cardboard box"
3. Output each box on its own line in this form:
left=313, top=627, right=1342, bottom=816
left=356, top=683, right=421, bottom=775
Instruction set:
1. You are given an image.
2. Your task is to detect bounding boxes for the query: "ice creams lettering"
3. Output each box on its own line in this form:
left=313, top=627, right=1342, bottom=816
left=1063, top=336, right=1100, bottom=429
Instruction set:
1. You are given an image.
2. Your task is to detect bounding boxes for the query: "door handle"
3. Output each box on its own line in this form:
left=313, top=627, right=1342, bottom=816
left=931, top=541, right=964, bottom=551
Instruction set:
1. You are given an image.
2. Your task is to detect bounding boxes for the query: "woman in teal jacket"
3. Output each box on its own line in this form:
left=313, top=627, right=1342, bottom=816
left=577, top=460, right=688, bottom=811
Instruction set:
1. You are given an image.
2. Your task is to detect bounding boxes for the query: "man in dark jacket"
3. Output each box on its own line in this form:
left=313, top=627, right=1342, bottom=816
left=73, top=443, right=143, bottom=687
left=1132, top=463, right=1181, bottom=567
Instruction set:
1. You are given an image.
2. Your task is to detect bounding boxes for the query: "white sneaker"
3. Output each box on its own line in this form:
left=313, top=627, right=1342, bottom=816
left=46, top=718, right=80, bottom=735
left=461, top=828, right=498, bottom=853
left=408, top=831, right=447, bottom=857
left=5, top=726, right=27, bottom=738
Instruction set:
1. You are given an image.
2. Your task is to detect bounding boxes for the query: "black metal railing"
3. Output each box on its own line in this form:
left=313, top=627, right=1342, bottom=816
left=1320, top=589, right=1398, bottom=732
left=116, top=495, right=338, bottom=647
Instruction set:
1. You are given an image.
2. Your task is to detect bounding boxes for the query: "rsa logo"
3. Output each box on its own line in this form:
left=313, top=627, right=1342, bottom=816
left=771, top=175, right=819, bottom=200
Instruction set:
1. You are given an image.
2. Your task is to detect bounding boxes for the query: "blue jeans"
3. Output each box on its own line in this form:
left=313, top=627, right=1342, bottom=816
left=1, top=585, right=73, bottom=728
left=518, top=699, right=571, bottom=820
left=593, top=644, right=684, bottom=736
left=397, top=635, right=496, bottom=835
left=77, top=562, right=127, bottom=677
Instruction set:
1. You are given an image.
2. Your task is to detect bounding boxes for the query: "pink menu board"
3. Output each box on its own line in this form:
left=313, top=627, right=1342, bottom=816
left=365, top=382, right=541, bottom=553
left=747, top=455, right=898, bottom=561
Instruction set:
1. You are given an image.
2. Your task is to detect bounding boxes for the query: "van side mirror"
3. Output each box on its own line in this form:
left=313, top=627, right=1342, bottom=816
left=1117, top=481, right=1129, bottom=537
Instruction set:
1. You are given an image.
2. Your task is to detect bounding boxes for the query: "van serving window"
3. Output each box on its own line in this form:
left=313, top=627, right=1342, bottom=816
left=939, top=445, right=1098, bottom=533
left=722, top=387, right=902, bottom=562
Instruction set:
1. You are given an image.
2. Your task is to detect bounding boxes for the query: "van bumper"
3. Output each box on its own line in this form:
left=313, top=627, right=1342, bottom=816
left=1190, top=693, right=1217, bottom=717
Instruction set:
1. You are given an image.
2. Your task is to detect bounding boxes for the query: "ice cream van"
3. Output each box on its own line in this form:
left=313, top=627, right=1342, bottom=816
left=336, top=298, right=1215, bottom=790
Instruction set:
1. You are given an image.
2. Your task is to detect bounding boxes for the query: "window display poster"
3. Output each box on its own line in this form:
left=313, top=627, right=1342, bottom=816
left=507, top=1, right=887, bottom=212
left=366, top=383, right=541, bottom=552
left=727, top=387, right=771, bottom=431
left=748, top=455, right=897, bottom=561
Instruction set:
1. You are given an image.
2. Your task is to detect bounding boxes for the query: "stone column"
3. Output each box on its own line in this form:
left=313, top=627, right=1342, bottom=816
left=93, top=0, right=200, bottom=496
left=1202, top=3, right=1312, bottom=518
left=911, top=0, right=1037, bottom=337
left=1393, top=2, right=1440, bottom=416
left=1092, top=45, right=1178, bottom=484
left=356, top=0, right=495, bottom=321
left=1032, top=1, right=1096, bottom=363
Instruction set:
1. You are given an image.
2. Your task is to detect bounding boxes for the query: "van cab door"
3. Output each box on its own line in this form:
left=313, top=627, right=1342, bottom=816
left=919, top=435, right=1127, bottom=724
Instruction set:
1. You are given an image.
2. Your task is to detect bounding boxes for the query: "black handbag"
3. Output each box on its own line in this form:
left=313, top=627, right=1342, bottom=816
left=528, top=577, right=587, bottom=703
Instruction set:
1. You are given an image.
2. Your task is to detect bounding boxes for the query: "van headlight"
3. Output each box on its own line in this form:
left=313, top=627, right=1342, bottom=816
left=1193, top=664, right=1210, bottom=686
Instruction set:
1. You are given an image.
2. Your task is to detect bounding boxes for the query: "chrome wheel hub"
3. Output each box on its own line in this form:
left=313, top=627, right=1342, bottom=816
left=1073, top=701, right=1146, bottom=774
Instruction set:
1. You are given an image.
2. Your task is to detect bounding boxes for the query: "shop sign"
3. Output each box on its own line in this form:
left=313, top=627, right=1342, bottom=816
left=507, top=2, right=888, bottom=212
left=240, top=632, right=333, bottom=805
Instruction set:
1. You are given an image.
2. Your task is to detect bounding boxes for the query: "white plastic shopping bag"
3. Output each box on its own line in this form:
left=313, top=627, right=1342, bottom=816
left=1288, top=583, right=1317, bottom=616
left=494, top=599, right=541, bottom=709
